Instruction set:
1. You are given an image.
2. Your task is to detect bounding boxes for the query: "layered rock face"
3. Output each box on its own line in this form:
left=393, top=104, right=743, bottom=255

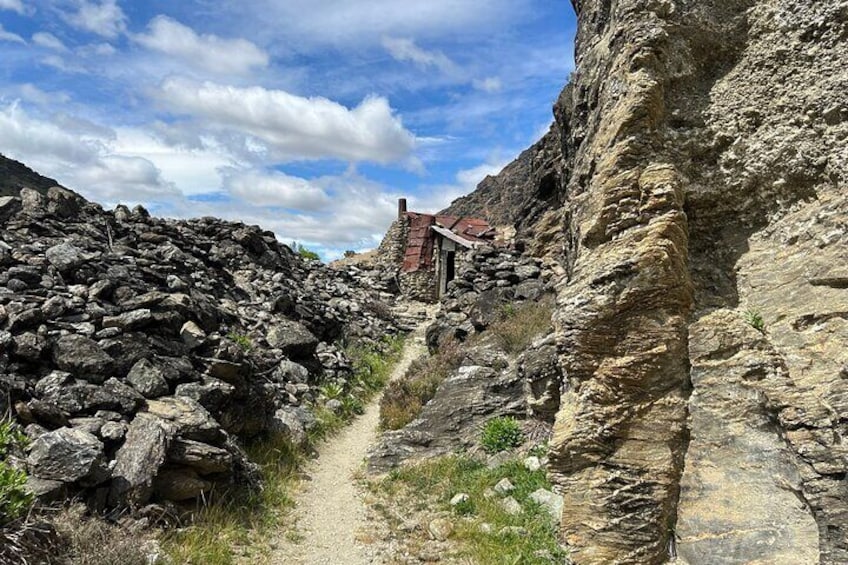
left=449, top=1, right=847, bottom=563
left=1, top=186, right=400, bottom=509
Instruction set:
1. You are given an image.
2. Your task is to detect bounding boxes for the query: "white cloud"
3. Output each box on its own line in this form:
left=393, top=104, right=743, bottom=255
left=40, top=54, right=86, bottom=74
left=17, top=84, right=72, bottom=106
left=0, top=24, right=25, bottom=44
left=230, top=0, right=523, bottom=48
left=222, top=169, right=331, bottom=210
left=382, top=36, right=459, bottom=76
left=33, top=32, right=68, bottom=51
left=135, top=16, right=269, bottom=75
left=155, top=78, right=416, bottom=164
left=77, top=42, right=116, bottom=56
left=473, top=77, right=502, bottom=93
left=0, top=0, right=24, bottom=14
left=64, top=0, right=127, bottom=39
left=0, top=103, right=178, bottom=203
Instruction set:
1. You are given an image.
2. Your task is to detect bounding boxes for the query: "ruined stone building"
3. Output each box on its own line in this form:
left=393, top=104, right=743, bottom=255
left=377, top=198, right=497, bottom=302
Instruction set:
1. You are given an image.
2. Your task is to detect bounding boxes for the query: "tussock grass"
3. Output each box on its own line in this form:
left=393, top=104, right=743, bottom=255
left=163, top=335, right=405, bottom=564
left=487, top=296, right=555, bottom=354
left=380, top=336, right=463, bottom=431
left=375, top=455, right=569, bottom=564
left=54, top=505, right=157, bottom=565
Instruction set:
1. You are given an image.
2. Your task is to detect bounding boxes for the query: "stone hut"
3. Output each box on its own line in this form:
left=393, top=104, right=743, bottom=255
left=377, top=198, right=498, bottom=302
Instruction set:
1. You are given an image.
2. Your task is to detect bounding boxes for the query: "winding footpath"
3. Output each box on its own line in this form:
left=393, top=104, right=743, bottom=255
left=267, top=308, right=432, bottom=565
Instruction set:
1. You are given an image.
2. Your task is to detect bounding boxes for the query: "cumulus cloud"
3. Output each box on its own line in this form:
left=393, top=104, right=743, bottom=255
left=222, top=169, right=331, bottom=210
left=33, top=32, right=68, bottom=51
left=63, top=0, right=127, bottom=39
left=0, top=103, right=178, bottom=202
left=0, top=0, right=24, bottom=14
left=155, top=78, right=416, bottom=164
left=135, top=16, right=269, bottom=75
left=0, top=24, right=25, bottom=44
left=382, top=36, right=459, bottom=76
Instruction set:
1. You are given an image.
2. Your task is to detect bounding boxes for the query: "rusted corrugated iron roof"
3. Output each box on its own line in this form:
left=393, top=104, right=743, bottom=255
left=400, top=212, right=494, bottom=273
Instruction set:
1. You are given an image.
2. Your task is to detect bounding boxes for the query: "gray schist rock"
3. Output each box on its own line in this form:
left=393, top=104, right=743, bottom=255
left=53, top=334, right=113, bottom=383
left=126, top=358, right=169, bottom=399
left=45, top=242, right=89, bottom=272
left=27, top=427, right=108, bottom=486
left=109, top=413, right=174, bottom=506
left=266, top=320, right=319, bottom=359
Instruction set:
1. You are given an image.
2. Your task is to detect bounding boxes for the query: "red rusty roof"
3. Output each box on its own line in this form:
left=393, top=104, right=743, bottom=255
left=400, top=212, right=494, bottom=273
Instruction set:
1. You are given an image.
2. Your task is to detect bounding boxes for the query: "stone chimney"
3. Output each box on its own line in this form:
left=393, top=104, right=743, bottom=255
left=398, top=198, right=407, bottom=219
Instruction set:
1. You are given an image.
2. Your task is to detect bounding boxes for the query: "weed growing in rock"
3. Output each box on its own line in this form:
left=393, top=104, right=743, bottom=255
left=744, top=309, right=765, bottom=333
left=481, top=417, right=524, bottom=454
left=227, top=332, right=253, bottom=352
left=374, top=455, right=568, bottom=564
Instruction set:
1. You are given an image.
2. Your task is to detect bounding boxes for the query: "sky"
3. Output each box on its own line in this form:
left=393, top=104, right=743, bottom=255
left=0, top=0, right=576, bottom=260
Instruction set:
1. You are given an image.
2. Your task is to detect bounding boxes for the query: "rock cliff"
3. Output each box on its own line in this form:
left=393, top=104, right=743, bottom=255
left=447, top=1, right=848, bottom=563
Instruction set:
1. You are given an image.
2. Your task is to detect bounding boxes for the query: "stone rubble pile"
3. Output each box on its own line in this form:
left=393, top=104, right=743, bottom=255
left=0, top=186, right=401, bottom=511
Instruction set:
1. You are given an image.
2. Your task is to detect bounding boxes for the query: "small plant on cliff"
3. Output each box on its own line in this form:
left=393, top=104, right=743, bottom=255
left=744, top=309, right=765, bottom=333
left=480, top=417, right=524, bottom=454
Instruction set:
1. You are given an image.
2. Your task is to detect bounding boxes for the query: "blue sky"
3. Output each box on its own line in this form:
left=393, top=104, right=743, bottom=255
left=0, top=0, right=575, bottom=259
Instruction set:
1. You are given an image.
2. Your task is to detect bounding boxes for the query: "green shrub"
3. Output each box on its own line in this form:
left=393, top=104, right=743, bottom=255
left=481, top=417, right=524, bottom=454
left=744, top=309, right=765, bottom=333
left=0, top=420, right=33, bottom=525
left=291, top=242, right=320, bottom=261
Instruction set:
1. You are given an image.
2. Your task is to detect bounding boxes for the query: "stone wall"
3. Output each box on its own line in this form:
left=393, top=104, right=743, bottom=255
left=398, top=270, right=436, bottom=303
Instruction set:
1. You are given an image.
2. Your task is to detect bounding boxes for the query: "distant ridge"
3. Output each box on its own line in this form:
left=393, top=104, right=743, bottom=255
left=0, top=153, right=65, bottom=197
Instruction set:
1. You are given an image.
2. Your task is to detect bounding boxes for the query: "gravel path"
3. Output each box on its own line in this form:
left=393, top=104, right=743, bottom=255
left=268, top=311, right=432, bottom=565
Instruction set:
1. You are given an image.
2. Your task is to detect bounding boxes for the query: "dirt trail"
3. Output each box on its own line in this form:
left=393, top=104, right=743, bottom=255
left=268, top=309, right=432, bottom=565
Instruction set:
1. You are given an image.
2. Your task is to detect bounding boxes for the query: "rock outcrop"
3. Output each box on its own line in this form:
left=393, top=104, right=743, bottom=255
left=436, top=1, right=848, bottom=563
left=0, top=154, right=64, bottom=198
left=0, top=185, right=401, bottom=510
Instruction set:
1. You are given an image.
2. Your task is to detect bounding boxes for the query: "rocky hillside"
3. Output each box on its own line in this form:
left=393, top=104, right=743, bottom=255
left=0, top=154, right=65, bottom=198
left=434, top=1, right=847, bottom=564
left=0, top=185, right=401, bottom=511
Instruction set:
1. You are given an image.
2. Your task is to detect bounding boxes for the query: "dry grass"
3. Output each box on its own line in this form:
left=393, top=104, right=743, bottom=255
left=380, top=336, right=463, bottom=430
left=53, top=505, right=157, bottom=565
left=379, top=296, right=554, bottom=431
left=486, top=296, right=555, bottom=354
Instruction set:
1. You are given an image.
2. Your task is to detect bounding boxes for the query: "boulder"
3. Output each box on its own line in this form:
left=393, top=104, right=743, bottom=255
left=266, top=320, right=318, bottom=359
left=110, top=413, right=174, bottom=506
left=27, top=427, right=108, bottom=486
left=145, top=397, right=223, bottom=443
left=126, top=358, right=170, bottom=398
left=45, top=242, right=88, bottom=272
left=53, top=335, right=113, bottom=383
left=167, top=438, right=232, bottom=475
